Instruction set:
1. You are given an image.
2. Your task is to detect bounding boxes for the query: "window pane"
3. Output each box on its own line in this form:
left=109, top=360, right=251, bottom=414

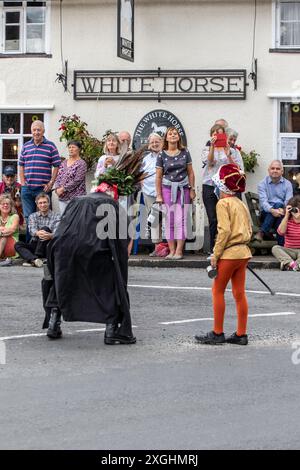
left=281, top=23, right=300, bottom=45
left=3, top=2, right=22, bottom=7
left=26, top=24, right=45, bottom=53
left=282, top=138, right=300, bottom=168
left=27, top=2, right=46, bottom=7
left=27, top=7, right=45, bottom=24
left=280, top=2, right=300, bottom=45
left=2, top=139, right=19, bottom=161
left=5, top=25, right=20, bottom=51
left=281, top=2, right=300, bottom=21
left=23, top=114, right=44, bottom=134
left=280, top=102, right=300, bottom=132
left=284, top=166, right=300, bottom=195
left=6, top=11, right=20, bottom=24
left=1, top=114, right=21, bottom=134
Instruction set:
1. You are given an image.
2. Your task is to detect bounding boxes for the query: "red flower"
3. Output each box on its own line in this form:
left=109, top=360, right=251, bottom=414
left=236, top=145, right=242, bottom=151
left=59, top=124, right=66, bottom=131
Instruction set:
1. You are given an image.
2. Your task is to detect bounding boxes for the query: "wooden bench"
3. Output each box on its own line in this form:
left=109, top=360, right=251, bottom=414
left=244, top=192, right=277, bottom=252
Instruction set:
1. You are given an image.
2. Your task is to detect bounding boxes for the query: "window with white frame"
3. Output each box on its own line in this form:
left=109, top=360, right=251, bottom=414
left=275, top=1, right=300, bottom=48
left=279, top=101, right=300, bottom=192
left=0, top=112, right=44, bottom=175
left=0, top=1, right=49, bottom=54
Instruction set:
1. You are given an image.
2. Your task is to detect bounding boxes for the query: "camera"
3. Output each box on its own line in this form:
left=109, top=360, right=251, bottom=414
left=289, top=207, right=299, bottom=214
left=214, top=133, right=227, bottom=148
left=206, top=265, right=218, bottom=279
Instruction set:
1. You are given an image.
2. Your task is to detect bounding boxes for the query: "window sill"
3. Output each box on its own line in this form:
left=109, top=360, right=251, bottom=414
left=269, top=48, right=300, bottom=53
left=0, top=53, right=52, bottom=58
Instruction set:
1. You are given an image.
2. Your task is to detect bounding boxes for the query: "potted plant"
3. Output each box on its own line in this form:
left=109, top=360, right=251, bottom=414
left=240, top=149, right=259, bottom=173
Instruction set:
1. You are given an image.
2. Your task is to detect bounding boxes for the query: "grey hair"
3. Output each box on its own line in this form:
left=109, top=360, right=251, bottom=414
left=226, top=128, right=239, bottom=138
left=148, top=132, right=163, bottom=141
left=215, top=118, right=229, bottom=129
left=31, top=120, right=45, bottom=130
left=269, top=159, right=283, bottom=169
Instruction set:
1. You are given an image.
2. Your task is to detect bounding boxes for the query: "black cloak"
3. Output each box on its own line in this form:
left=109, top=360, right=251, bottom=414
left=42, top=192, right=133, bottom=337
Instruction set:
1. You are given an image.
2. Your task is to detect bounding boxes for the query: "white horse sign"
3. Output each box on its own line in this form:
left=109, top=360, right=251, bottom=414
left=133, top=109, right=187, bottom=149
left=74, top=69, right=247, bottom=100
left=117, top=0, right=134, bottom=62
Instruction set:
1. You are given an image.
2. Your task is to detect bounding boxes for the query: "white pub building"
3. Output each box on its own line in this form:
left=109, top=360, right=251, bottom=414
left=0, top=0, right=300, bottom=195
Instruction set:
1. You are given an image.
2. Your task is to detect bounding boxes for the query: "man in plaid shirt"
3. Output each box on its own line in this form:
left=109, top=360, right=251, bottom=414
left=15, top=193, right=60, bottom=267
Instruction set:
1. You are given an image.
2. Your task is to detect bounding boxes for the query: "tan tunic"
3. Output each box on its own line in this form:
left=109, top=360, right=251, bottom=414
left=213, top=196, right=253, bottom=260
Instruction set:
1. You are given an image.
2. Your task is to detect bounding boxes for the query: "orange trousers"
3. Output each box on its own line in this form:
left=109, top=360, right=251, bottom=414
left=212, top=258, right=250, bottom=336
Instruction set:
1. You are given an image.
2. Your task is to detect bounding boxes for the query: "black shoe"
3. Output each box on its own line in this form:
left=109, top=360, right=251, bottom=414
left=226, top=332, right=248, bottom=346
left=104, top=324, right=136, bottom=345
left=104, top=334, right=136, bottom=345
left=195, top=330, right=225, bottom=345
left=47, top=308, right=62, bottom=339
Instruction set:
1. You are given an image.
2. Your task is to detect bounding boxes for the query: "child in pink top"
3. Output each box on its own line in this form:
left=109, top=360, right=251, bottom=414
left=272, top=195, right=300, bottom=271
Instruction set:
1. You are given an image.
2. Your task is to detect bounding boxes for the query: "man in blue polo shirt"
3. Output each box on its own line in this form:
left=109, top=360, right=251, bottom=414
left=256, top=160, right=293, bottom=245
left=19, top=120, right=61, bottom=239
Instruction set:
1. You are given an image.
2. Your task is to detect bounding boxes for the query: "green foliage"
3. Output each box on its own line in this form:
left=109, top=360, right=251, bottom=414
left=59, top=114, right=106, bottom=171
left=241, top=149, right=259, bottom=173
left=97, top=167, right=136, bottom=196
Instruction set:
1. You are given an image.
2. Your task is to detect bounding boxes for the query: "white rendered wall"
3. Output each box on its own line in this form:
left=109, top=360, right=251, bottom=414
left=1, top=0, right=299, bottom=194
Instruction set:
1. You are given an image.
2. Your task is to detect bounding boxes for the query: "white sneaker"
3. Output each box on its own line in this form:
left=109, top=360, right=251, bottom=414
left=33, top=258, right=43, bottom=268
left=0, top=257, right=12, bottom=267
left=22, top=262, right=33, bottom=267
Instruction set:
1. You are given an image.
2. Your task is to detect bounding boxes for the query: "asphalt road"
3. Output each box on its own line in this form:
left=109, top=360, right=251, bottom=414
left=0, top=266, right=299, bottom=450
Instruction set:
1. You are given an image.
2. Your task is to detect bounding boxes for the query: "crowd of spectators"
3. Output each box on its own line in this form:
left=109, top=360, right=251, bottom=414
left=0, top=118, right=299, bottom=269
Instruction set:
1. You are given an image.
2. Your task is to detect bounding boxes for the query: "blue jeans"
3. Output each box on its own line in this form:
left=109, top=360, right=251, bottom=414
left=261, top=202, right=284, bottom=246
left=21, top=186, right=52, bottom=241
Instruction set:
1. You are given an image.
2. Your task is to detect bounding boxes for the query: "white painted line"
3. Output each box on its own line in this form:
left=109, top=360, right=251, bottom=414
left=76, top=328, right=105, bottom=333
left=249, top=312, right=296, bottom=318
left=159, top=312, right=296, bottom=325
left=160, top=318, right=213, bottom=325
left=0, top=333, right=45, bottom=341
left=0, top=326, right=138, bottom=342
left=129, top=284, right=300, bottom=298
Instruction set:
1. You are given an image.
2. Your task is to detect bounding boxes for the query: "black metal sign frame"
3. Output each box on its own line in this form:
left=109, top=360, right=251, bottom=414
left=117, top=0, right=134, bottom=62
left=74, top=69, right=247, bottom=101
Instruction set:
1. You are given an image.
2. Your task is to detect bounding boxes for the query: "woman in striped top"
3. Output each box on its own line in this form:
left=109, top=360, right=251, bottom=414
left=272, top=195, right=300, bottom=271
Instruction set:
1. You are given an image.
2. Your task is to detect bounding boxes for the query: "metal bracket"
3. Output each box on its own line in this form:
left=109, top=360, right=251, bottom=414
left=248, top=58, right=257, bottom=91
left=55, top=60, right=68, bottom=92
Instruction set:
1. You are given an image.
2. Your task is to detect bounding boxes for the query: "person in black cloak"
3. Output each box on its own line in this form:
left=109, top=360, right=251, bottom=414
left=42, top=144, right=147, bottom=344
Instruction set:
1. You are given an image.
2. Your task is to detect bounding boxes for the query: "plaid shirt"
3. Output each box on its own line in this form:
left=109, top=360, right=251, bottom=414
left=28, top=210, right=61, bottom=239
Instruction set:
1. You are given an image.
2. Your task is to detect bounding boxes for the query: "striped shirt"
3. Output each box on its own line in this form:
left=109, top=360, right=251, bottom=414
left=278, top=219, right=300, bottom=248
left=19, top=138, right=61, bottom=189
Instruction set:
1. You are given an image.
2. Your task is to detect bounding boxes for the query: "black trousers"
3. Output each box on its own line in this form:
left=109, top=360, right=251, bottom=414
left=15, top=226, right=52, bottom=262
left=202, top=184, right=218, bottom=253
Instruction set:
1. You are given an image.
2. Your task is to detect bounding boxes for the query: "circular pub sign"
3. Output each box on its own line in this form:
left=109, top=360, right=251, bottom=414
left=133, top=109, right=187, bottom=149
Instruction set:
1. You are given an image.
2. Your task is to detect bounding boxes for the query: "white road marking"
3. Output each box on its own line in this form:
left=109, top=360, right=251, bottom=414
left=160, top=312, right=297, bottom=325
left=76, top=328, right=105, bottom=333
left=0, top=333, right=45, bottom=341
left=129, top=284, right=300, bottom=298
left=249, top=312, right=296, bottom=317
left=160, top=318, right=213, bottom=325
left=0, top=326, right=137, bottom=342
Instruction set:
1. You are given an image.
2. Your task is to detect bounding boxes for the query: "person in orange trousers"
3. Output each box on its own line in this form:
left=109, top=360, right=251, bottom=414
left=195, top=163, right=252, bottom=346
